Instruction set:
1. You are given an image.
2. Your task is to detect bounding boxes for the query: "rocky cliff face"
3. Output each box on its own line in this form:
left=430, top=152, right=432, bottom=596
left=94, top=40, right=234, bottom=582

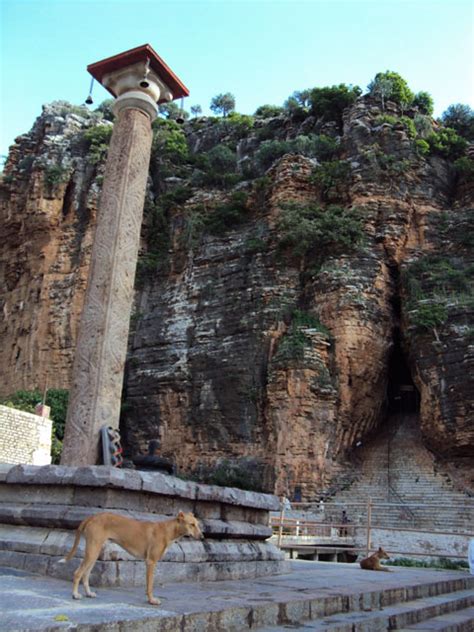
left=0, top=103, right=105, bottom=396
left=1, top=97, right=472, bottom=498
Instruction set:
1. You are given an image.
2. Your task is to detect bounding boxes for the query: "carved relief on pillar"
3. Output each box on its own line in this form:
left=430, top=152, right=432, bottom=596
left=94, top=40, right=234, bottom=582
left=61, top=106, right=153, bottom=465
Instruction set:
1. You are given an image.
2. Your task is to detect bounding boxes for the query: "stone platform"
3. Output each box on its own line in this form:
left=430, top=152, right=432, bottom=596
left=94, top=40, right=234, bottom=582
left=1, top=561, right=473, bottom=631
left=0, top=463, right=287, bottom=585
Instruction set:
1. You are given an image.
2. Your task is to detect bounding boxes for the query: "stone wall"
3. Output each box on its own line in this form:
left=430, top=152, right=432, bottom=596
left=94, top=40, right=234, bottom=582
left=0, top=405, right=51, bottom=465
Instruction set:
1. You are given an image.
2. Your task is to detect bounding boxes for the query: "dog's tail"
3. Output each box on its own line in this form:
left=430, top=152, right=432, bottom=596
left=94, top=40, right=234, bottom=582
left=58, top=515, right=95, bottom=563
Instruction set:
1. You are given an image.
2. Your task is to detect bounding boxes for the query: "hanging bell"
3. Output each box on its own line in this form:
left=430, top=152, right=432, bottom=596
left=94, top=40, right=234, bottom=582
left=176, top=97, right=185, bottom=124
left=139, top=57, right=151, bottom=89
left=85, top=77, right=94, bottom=106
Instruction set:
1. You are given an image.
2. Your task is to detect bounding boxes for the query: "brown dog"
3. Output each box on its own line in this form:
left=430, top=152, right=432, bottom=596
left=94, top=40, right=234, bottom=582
left=61, top=511, right=203, bottom=605
left=360, top=546, right=391, bottom=571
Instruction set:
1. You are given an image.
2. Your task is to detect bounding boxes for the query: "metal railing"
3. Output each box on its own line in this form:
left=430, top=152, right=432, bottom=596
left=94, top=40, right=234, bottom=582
left=272, top=497, right=474, bottom=561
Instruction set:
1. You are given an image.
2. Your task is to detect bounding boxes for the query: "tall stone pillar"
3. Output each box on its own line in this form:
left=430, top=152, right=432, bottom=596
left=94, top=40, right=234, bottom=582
left=61, top=45, right=188, bottom=465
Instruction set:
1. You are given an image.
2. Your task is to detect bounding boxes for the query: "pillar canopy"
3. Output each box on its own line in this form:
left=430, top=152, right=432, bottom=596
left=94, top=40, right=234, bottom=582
left=104, top=62, right=171, bottom=105
left=87, top=43, right=189, bottom=104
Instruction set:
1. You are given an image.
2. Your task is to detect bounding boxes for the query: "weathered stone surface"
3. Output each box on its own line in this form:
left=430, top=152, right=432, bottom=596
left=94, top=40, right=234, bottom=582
left=1, top=97, right=472, bottom=499
left=1, top=561, right=473, bottom=632
left=0, top=102, right=102, bottom=396
left=0, top=465, right=279, bottom=512
left=0, top=500, right=272, bottom=539
left=0, top=463, right=285, bottom=583
left=140, top=470, right=197, bottom=499
left=62, top=104, right=154, bottom=466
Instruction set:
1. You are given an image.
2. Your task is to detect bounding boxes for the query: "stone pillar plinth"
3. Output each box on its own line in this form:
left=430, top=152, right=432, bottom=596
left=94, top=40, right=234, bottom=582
left=61, top=94, right=155, bottom=465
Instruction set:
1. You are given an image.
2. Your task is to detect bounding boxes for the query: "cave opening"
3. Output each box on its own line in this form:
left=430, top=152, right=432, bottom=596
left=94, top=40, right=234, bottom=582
left=61, top=178, right=75, bottom=218
left=387, top=328, right=420, bottom=415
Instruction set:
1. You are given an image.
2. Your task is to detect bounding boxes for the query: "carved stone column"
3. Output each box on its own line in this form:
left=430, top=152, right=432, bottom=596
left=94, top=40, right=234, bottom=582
left=61, top=97, right=153, bottom=465
left=61, top=45, right=188, bottom=465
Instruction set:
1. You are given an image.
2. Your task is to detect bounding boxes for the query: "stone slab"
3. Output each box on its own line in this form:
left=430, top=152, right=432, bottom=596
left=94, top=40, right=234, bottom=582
left=0, top=505, right=272, bottom=539
left=3, top=464, right=280, bottom=510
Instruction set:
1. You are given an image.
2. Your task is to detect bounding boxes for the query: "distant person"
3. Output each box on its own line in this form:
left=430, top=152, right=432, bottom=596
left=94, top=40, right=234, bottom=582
left=340, top=510, right=350, bottom=536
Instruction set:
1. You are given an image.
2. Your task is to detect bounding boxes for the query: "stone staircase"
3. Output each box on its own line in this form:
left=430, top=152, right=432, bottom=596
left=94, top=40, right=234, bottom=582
left=324, top=414, right=473, bottom=533
left=3, top=558, right=473, bottom=631
left=256, top=566, right=474, bottom=632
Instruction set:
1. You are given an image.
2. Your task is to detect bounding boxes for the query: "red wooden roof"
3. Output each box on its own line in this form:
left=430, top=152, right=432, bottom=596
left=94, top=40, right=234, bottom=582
left=87, top=44, right=189, bottom=103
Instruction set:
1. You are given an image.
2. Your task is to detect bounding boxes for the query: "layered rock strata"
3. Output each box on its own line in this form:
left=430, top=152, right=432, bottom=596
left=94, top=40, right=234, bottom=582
left=1, top=97, right=472, bottom=500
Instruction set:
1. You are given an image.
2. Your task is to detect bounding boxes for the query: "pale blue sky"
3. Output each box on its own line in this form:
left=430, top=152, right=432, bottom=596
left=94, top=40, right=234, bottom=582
left=1, top=0, right=473, bottom=157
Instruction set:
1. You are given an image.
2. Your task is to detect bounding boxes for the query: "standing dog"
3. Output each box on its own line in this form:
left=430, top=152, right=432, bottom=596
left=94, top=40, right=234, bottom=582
left=60, top=511, right=203, bottom=605
left=359, top=546, right=391, bottom=571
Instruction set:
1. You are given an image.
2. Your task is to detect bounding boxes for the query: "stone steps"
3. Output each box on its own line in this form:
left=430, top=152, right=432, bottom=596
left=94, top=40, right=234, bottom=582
left=0, top=464, right=288, bottom=585
left=256, top=587, right=474, bottom=631
left=398, top=607, right=474, bottom=631
left=2, top=560, right=473, bottom=631
left=323, top=414, right=473, bottom=536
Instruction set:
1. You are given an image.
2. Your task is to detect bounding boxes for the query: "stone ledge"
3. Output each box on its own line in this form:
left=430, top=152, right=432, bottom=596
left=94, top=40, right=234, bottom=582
left=0, top=525, right=281, bottom=563
left=0, top=506, right=272, bottom=539
left=0, top=549, right=288, bottom=586
left=2, top=464, right=280, bottom=510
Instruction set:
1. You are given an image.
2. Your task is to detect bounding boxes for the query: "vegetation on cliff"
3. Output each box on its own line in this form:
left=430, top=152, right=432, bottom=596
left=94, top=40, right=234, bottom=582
left=1, top=70, right=472, bottom=492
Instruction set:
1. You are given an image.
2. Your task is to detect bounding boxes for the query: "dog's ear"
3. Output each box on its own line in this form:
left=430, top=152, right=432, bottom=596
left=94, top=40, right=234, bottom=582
left=177, top=511, right=185, bottom=521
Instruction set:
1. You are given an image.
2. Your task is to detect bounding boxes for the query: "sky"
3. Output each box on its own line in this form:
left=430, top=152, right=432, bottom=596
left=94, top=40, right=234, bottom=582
left=1, top=0, right=473, bottom=158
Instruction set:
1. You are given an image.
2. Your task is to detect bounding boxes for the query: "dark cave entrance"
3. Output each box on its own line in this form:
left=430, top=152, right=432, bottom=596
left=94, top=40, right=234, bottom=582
left=387, top=328, right=420, bottom=414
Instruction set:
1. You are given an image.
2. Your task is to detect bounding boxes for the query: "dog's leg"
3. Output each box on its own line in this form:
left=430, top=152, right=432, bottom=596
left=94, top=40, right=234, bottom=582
left=82, top=565, right=97, bottom=598
left=72, top=560, right=86, bottom=599
left=72, top=539, right=103, bottom=600
left=146, top=560, right=160, bottom=605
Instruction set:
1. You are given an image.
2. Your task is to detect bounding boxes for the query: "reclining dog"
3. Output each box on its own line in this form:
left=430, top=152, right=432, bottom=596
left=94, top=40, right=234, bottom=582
left=359, top=546, right=391, bottom=571
left=60, top=511, right=203, bottom=605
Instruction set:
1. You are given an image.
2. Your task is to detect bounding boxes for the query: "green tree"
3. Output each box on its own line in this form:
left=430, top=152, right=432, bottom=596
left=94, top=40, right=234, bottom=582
left=159, top=102, right=189, bottom=121
left=95, top=99, right=115, bottom=121
left=413, top=91, right=434, bottom=116
left=441, top=104, right=474, bottom=140
left=255, top=139, right=294, bottom=171
left=368, top=71, right=414, bottom=111
left=254, top=104, right=284, bottom=118
left=369, top=75, right=394, bottom=111
left=288, top=89, right=312, bottom=108
left=192, top=144, right=239, bottom=188
left=277, top=202, right=364, bottom=268
left=311, top=160, right=352, bottom=200
left=190, top=104, right=202, bottom=117
left=414, top=113, right=433, bottom=138
left=210, top=92, right=236, bottom=117
left=283, top=90, right=311, bottom=121
left=309, top=84, right=361, bottom=130
left=206, top=144, right=236, bottom=171
left=152, top=119, right=189, bottom=163
left=426, top=127, right=467, bottom=160
left=83, top=124, right=113, bottom=164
